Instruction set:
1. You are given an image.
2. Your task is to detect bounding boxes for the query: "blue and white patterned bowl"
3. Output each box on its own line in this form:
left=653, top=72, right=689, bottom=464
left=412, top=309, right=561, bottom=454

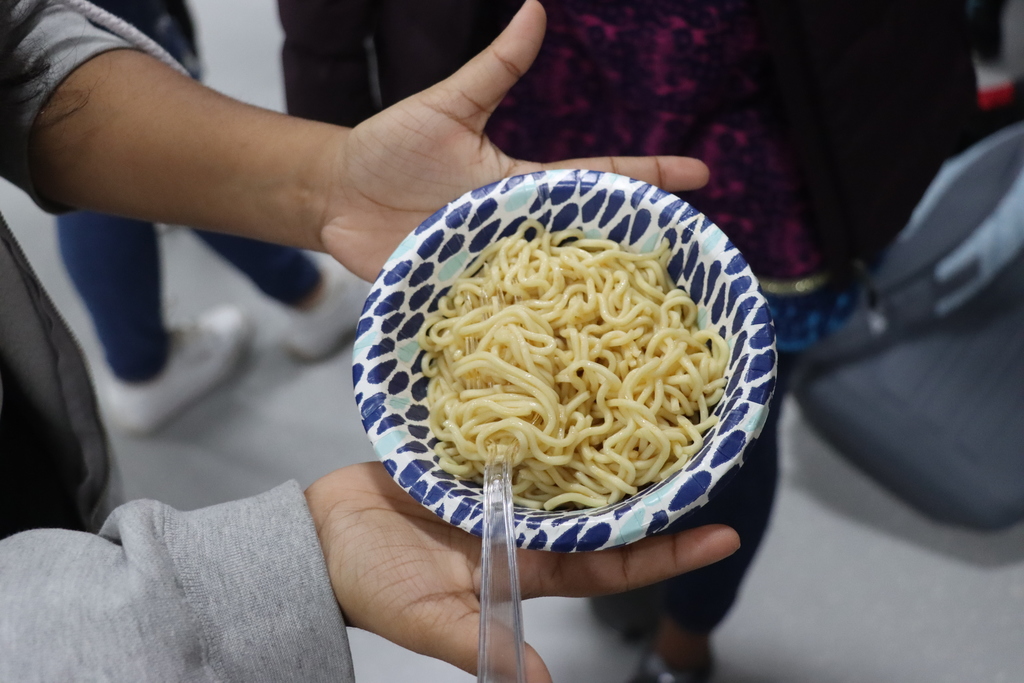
left=353, top=170, right=776, bottom=552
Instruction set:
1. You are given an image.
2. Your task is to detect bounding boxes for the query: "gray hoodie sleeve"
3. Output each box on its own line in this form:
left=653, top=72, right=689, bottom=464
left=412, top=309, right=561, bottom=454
left=0, top=481, right=354, bottom=683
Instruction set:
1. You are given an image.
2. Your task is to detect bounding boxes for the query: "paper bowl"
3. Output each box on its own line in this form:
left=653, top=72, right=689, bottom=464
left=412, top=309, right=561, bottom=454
left=352, top=170, right=776, bottom=552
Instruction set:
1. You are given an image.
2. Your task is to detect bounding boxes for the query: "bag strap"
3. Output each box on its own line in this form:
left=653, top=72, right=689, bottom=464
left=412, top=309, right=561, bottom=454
left=800, top=122, right=1024, bottom=367
left=883, top=122, right=1024, bottom=286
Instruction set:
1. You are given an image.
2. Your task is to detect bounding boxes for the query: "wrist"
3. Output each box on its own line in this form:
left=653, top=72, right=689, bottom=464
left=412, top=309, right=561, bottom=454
left=303, top=472, right=352, bottom=623
left=297, top=122, right=350, bottom=252
left=225, top=113, right=350, bottom=252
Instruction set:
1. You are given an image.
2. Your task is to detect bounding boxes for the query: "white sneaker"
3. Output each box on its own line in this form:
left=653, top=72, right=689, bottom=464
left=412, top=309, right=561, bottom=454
left=283, top=258, right=370, bottom=361
left=104, top=305, right=253, bottom=435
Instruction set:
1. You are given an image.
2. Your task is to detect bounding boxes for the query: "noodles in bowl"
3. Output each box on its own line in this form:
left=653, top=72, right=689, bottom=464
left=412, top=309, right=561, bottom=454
left=420, top=224, right=730, bottom=510
left=353, top=170, right=776, bottom=552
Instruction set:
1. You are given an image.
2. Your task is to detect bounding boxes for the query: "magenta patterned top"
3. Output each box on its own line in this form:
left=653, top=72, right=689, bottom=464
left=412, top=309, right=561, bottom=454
left=486, top=0, right=825, bottom=279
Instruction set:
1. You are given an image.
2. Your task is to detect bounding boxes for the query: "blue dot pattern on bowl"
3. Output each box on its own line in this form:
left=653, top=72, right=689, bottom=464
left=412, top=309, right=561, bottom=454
left=353, top=170, right=777, bottom=552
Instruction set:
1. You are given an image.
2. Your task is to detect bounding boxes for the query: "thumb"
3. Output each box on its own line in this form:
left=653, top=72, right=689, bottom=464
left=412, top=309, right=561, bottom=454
left=424, top=0, right=546, bottom=130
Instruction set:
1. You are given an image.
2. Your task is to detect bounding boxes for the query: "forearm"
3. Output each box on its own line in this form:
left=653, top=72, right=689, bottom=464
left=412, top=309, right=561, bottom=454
left=28, top=48, right=345, bottom=250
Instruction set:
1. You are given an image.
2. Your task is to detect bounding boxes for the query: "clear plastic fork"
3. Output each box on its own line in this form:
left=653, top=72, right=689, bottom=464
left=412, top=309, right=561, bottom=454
left=470, top=293, right=527, bottom=683
left=477, top=444, right=526, bottom=683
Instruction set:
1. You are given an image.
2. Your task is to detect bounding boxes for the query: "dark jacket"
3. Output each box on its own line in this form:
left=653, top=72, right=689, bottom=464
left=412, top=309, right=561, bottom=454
left=0, top=215, right=115, bottom=539
left=755, top=0, right=976, bottom=279
left=278, top=0, right=485, bottom=126
left=287, top=0, right=975, bottom=279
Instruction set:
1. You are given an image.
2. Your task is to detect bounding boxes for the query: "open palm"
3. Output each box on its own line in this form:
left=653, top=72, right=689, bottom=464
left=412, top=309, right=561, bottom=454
left=305, top=463, right=739, bottom=683
left=319, top=0, right=709, bottom=281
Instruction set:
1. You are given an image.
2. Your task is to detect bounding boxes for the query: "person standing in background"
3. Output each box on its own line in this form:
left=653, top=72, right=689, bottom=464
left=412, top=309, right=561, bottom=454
left=476, top=2, right=975, bottom=681
left=276, top=0, right=485, bottom=127
left=55, top=0, right=370, bottom=435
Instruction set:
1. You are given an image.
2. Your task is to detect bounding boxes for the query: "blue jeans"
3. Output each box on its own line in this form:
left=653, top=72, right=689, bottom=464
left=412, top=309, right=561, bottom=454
left=56, top=0, right=320, bottom=382
left=58, top=216, right=320, bottom=381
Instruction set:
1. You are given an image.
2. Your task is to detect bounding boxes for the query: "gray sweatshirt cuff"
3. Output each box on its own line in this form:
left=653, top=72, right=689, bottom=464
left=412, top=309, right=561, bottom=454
left=1, top=481, right=353, bottom=682
left=158, top=481, right=352, bottom=682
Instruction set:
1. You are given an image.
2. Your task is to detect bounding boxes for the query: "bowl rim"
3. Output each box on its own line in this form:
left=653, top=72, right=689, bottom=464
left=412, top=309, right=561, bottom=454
left=352, top=169, right=777, bottom=552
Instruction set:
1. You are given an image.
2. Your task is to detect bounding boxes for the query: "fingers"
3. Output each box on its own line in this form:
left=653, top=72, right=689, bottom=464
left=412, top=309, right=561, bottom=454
left=523, top=524, right=740, bottom=599
left=423, top=0, right=546, bottom=128
left=429, top=629, right=553, bottom=683
left=525, top=642, right=553, bottom=683
left=419, top=609, right=482, bottom=676
left=422, top=610, right=553, bottom=683
left=511, top=155, right=711, bottom=194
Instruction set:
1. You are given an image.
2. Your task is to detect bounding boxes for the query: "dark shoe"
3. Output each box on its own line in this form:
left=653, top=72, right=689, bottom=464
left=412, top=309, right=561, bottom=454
left=589, top=583, right=665, bottom=641
left=626, top=652, right=712, bottom=683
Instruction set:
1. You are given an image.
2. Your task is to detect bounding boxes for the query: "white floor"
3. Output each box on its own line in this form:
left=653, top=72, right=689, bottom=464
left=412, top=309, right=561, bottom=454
left=4, top=1, right=1024, bottom=681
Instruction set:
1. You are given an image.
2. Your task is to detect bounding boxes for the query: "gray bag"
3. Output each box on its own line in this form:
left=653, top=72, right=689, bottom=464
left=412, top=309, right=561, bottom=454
left=792, top=122, right=1024, bottom=530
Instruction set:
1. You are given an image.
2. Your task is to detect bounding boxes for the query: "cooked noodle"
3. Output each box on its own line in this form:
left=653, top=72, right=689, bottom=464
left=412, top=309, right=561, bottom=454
left=418, top=224, right=729, bottom=510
